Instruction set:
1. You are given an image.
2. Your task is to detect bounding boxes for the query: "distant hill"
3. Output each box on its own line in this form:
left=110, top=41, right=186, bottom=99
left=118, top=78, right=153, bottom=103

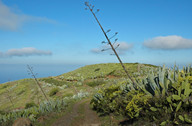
left=0, top=63, right=157, bottom=111
left=58, top=63, right=157, bottom=80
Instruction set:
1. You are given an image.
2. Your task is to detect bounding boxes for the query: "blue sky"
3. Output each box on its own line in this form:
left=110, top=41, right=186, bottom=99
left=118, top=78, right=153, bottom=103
left=0, top=0, right=192, bottom=67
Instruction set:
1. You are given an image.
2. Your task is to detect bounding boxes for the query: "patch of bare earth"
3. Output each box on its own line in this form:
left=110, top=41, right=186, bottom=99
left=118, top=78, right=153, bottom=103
left=82, top=102, right=100, bottom=126
left=51, top=99, right=100, bottom=126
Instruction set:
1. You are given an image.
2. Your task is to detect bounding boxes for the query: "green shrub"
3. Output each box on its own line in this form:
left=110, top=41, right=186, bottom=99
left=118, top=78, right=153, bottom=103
left=25, top=102, right=38, bottom=109
left=0, top=99, right=69, bottom=125
left=86, top=80, right=105, bottom=87
left=125, top=90, right=151, bottom=119
left=62, top=93, right=73, bottom=98
left=91, top=83, right=125, bottom=114
left=0, top=110, right=5, bottom=115
left=40, top=78, right=67, bottom=86
left=1, top=84, right=8, bottom=89
left=49, top=88, right=59, bottom=97
left=17, top=89, right=25, bottom=95
left=91, top=65, right=192, bottom=125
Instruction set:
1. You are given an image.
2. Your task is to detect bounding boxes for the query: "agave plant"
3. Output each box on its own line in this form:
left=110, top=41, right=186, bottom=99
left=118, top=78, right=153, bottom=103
left=0, top=98, right=69, bottom=125
left=139, top=65, right=180, bottom=97
left=72, top=90, right=89, bottom=100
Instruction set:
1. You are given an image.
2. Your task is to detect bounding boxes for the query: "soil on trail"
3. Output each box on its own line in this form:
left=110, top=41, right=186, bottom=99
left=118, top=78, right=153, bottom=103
left=51, top=99, right=100, bottom=126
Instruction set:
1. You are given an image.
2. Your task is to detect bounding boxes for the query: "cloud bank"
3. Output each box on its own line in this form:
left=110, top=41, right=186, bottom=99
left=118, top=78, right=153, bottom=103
left=91, top=48, right=101, bottom=53
left=117, top=42, right=133, bottom=51
left=0, top=0, right=55, bottom=31
left=0, top=47, right=52, bottom=57
left=91, top=42, right=133, bottom=54
left=143, top=35, right=192, bottom=50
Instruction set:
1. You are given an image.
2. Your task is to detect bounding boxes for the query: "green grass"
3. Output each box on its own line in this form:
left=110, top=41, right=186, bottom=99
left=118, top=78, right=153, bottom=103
left=0, top=63, right=158, bottom=125
left=40, top=77, right=69, bottom=86
left=49, top=88, right=59, bottom=97
left=0, top=63, right=157, bottom=112
left=0, top=79, right=50, bottom=110
left=85, top=79, right=106, bottom=87
left=58, top=63, right=157, bottom=81
left=33, top=99, right=76, bottom=126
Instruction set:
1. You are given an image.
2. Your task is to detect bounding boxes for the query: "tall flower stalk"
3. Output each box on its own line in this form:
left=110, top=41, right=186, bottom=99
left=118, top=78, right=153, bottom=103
left=85, top=2, right=137, bottom=86
left=27, top=65, right=50, bottom=104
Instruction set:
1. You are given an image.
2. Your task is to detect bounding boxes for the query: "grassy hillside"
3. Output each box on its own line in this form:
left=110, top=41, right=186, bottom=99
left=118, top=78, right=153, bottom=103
left=0, top=63, right=156, bottom=111
left=2, top=63, right=191, bottom=126
left=0, top=63, right=159, bottom=126
left=58, top=63, right=157, bottom=80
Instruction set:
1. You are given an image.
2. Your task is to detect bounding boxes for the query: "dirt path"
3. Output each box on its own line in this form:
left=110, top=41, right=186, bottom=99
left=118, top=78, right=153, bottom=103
left=51, top=99, right=100, bottom=126
left=82, top=102, right=100, bottom=126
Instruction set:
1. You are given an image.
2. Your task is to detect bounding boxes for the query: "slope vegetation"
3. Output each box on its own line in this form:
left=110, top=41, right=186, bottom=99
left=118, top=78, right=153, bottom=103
left=0, top=63, right=157, bottom=126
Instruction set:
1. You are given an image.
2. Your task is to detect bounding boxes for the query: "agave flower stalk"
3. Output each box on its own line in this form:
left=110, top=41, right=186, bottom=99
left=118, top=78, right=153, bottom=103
left=85, top=2, right=137, bottom=86
left=5, top=88, right=14, bottom=109
left=27, top=65, right=50, bottom=104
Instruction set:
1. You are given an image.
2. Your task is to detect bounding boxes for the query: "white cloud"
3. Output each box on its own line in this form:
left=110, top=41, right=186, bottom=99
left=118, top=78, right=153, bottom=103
left=143, top=35, right=192, bottom=50
left=91, top=42, right=133, bottom=54
left=0, top=0, right=55, bottom=31
left=90, top=48, right=101, bottom=53
left=117, top=42, right=133, bottom=51
left=0, top=47, right=52, bottom=57
left=0, top=52, right=3, bottom=57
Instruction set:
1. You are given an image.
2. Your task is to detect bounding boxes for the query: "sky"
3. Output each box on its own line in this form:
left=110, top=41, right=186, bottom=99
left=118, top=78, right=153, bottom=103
left=1, top=0, right=192, bottom=67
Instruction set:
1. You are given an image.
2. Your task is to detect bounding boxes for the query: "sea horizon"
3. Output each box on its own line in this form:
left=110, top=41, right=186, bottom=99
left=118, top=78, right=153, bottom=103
left=1, top=62, right=189, bottom=84
left=0, top=64, right=84, bottom=84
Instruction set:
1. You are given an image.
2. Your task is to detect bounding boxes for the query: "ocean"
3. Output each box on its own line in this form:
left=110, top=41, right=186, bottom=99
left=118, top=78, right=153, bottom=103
left=0, top=63, right=188, bottom=84
left=0, top=64, right=83, bottom=84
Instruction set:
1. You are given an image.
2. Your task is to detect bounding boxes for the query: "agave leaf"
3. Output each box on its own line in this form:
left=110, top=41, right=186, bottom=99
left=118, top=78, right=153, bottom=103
left=181, top=81, right=185, bottom=90
left=184, top=82, right=190, bottom=97
left=164, top=78, right=169, bottom=93
left=141, top=88, right=152, bottom=96
left=159, top=66, right=165, bottom=85
left=178, top=86, right=182, bottom=96
left=147, top=73, right=157, bottom=91
left=162, top=88, right=166, bottom=97
left=154, top=89, right=160, bottom=97
left=159, top=82, right=165, bottom=90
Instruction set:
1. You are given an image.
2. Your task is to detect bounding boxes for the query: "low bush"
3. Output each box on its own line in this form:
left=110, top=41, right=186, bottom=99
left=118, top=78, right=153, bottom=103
left=25, top=102, right=38, bottom=109
left=62, top=93, right=73, bottom=98
left=17, top=89, right=25, bottom=95
left=49, top=88, right=59, bottom=97
left=91, top=65, right=192, bottom=125
left=86, top=80, right=105, bottom=87
left=0, top=110, right=5, bottom=115
left=40, top=78, right=67, bottom=86
left=0, top=99, right=68, bottom=125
